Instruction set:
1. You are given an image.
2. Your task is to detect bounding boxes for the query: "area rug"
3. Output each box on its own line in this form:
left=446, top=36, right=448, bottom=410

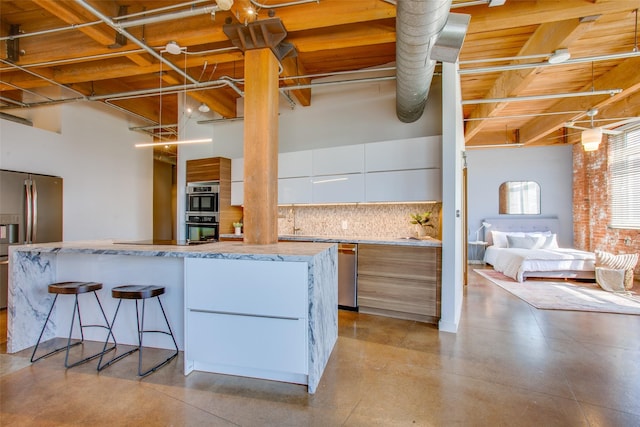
left=474, top=269, right=640, bottom=315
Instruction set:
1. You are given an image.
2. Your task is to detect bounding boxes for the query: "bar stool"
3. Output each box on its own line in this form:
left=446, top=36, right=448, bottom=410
left=97, top=285, right=178, bottom=377
left=31, top=281, right=116, bottom=368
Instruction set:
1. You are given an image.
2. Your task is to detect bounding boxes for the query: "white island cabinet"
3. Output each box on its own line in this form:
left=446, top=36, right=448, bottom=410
left=185, top=258, right=309, bottom=384
left=7, top=240, right=338, bottom=393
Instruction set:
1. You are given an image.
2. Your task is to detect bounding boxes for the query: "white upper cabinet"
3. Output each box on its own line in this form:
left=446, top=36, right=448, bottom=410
left=312, top=145, right=365, bottom=176
left=230, top=136, right=443, bottom=205
left=365, top=136, right=442, bottom=172
left=231, top=181, right=244, bottom=206
left=365, top=169, right=442, bottom=202
left=231, top=158, right=244, bottom=182
left=312, top=174, right=365, bottom=203
left=279, top=151, right=312, bottom=178
left=279, top=177, right=313, bottom=204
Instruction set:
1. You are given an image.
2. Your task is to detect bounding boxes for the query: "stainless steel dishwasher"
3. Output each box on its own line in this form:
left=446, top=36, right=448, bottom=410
left=338, top=243, right=358, bottom=310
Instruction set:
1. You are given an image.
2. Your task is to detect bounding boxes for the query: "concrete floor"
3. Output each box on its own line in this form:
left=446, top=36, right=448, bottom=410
left=1, top=268, right=639, bottom=426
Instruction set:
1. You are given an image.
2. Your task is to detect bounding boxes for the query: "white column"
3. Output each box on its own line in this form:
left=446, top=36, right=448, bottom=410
left=439, top=61, right=465, bottom=333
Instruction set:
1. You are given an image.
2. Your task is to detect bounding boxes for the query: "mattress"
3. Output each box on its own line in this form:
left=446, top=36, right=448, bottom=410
left=484, top=246, right=595, bottom=282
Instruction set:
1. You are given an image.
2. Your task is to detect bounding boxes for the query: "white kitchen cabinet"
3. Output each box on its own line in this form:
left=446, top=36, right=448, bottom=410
left=311, top=173, right=365, bottom=203
left=279, top=151, right=313, bottom=178
left=365, top=169, right=442, bottom=202
left=365, top=136, right=442, bottom=172
left=231, top=181, right=243, bottom=205
left=279, top=177, right=312, bottom=204
left=312, top=144, right=365, bottom=176
left=231, top=157, right=244, bottom=181
left=184, top=258, right=309, bottom=384
left=186, top=311, right=308, bottom=378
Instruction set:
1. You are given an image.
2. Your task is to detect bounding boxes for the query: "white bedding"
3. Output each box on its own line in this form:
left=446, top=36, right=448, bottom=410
left=484, top=246, right=595, bottom=282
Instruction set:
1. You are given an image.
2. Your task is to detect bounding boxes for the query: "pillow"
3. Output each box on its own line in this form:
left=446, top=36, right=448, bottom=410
left=540, top=233, right=559, bottom=249
left=490, top=230, right=519, bottom=248
left=506, top=234, right=546, bottom=249
left=490, top=230, right=553, bottom=248
left=595, top=250, right=639, bottom=270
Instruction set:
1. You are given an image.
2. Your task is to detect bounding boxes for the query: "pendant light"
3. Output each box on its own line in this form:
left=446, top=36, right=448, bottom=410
left=581, top=108, right=602, bottom=152
left=136, top=44, right=211, bottom=148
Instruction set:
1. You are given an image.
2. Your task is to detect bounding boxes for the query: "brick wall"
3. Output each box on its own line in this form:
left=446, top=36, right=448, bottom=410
left=573, top=139, right=640, bottom=288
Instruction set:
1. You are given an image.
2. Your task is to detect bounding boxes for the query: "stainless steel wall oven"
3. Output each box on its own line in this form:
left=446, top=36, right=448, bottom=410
left=186, top=181, right=219, bottom=213
left=185, top=181, right=220, bottom=243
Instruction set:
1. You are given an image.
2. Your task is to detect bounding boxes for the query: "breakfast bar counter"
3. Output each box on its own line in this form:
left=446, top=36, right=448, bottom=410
left=7, top=240, right=338, bottom=393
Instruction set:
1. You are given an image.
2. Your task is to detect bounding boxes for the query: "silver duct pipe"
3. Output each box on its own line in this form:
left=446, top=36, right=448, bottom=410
left=395, top=0, right=451, bottom=123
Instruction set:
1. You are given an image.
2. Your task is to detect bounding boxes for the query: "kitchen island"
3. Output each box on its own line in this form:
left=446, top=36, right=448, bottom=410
left=7, top=240, right=337, bottom=393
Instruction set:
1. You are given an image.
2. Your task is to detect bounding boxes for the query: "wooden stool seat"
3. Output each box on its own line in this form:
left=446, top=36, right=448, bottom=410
left=31, top=281, right=116, bottom=368
left=98, top=284, right=178, bottom=377
left=111, top=285, right=165, bottom=300
left=48, top=281, right=103, bottom=294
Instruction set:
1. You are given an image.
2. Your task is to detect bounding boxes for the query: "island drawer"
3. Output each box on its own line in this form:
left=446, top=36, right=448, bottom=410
left=185, top=258, right=308, bottom=318
left=186, top=310, right=308, bottom=376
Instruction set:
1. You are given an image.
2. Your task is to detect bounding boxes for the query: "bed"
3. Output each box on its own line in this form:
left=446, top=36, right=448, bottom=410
left=481, top=217, right=596, bottom=282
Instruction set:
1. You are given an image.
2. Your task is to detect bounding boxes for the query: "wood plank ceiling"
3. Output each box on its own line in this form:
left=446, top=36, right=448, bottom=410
left=1, top=0, right=639, bottom=154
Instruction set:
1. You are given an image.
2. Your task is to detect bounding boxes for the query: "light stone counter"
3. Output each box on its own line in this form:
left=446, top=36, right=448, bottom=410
left=220, top=234, right=442, bottom=247
left=8, top=240, right=337, bottom=393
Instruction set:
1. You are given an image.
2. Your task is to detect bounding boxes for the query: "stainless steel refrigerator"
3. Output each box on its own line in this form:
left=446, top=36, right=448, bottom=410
left=0, top=169, right=63, bottom=309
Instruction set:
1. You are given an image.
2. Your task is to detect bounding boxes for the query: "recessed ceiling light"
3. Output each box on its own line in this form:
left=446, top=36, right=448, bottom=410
left=548, top=48, right=571, bottom=64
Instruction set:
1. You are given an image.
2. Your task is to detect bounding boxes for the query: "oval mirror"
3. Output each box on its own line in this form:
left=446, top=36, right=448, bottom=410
left=499, top=181, right=540, bottom=214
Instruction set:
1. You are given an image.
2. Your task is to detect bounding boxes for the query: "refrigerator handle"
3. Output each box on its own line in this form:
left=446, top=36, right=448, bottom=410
left=31, top=179, right=38, bottom=243
left=24, top=179, right=33, bottom=244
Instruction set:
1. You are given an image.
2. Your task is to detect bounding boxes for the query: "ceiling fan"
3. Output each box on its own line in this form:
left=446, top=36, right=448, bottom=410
left=564, top=108, right=640, bottom=151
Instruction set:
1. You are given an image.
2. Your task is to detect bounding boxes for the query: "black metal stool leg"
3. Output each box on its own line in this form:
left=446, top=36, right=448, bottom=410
left=32, top=289, right=115, bottom=367
left=98, top=285, right=179, bottom=377
left=137, top=296, right=179, bottom=377
left=31, top=294, right=80, bottom=362
left=97, top=299, right=139, bottom=371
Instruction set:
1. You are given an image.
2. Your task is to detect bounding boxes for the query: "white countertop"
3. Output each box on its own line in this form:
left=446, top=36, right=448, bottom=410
left=9, top=239, right=336, bottom=261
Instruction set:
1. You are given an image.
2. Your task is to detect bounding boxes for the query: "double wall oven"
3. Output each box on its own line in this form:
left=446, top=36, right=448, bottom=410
left=186, top=181, right=219, bottom=243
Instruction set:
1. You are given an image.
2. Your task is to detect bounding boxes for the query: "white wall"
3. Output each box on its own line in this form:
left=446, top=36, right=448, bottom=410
left=175, top=76, right=444, bottom=240
left=179, top=77, right=443, bottom=161
left=465, top=145, right=573, bottom=247
left=1, top=101, right=153, bottom=241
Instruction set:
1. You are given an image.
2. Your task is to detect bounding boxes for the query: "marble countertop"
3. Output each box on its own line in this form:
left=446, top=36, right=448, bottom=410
left=220, top=234, right=442, bottom=247
left=9, top=239, right=336, bottom=262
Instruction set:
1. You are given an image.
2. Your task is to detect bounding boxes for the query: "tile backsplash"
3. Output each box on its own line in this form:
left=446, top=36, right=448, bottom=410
left=277, top=202, right=441, bottom=239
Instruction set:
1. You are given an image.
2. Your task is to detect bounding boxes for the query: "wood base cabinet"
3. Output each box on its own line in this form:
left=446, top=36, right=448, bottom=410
left=357, top=244, right=441, bottom=324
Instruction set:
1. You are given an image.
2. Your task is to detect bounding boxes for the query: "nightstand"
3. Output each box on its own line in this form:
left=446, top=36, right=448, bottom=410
left=468, top=241, right=488, bottom=264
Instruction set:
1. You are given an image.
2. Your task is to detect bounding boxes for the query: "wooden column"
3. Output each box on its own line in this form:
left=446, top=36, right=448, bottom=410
left=243, top=48, right=280, bottom=244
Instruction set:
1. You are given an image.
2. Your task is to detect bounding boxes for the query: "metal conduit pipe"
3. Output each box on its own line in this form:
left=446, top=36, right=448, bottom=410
left=395, top=0, right=451, bottom=123
left=75, top=0, right=245, bottom=98
left=250, top=0, right=319, bottom=9
left=116, top=5, right=220, bottom=29
left=74, top=0, right=198, bottom=86
left=0, top=58, right=87, bottom=100
left=87, top=80, right=236, bottom=102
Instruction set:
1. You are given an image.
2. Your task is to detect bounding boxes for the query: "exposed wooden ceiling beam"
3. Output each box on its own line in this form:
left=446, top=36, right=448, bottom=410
left=462, top=0, right=640, bottom=34
left=162, top=73, right=237, bottom=119
left=31, top=0, right=153, bottom=68
left=280, top=56, right=311, bottom=107
left=464, top=17, right=596, bottom=140
left=518, top=56, right=640, bottom=144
